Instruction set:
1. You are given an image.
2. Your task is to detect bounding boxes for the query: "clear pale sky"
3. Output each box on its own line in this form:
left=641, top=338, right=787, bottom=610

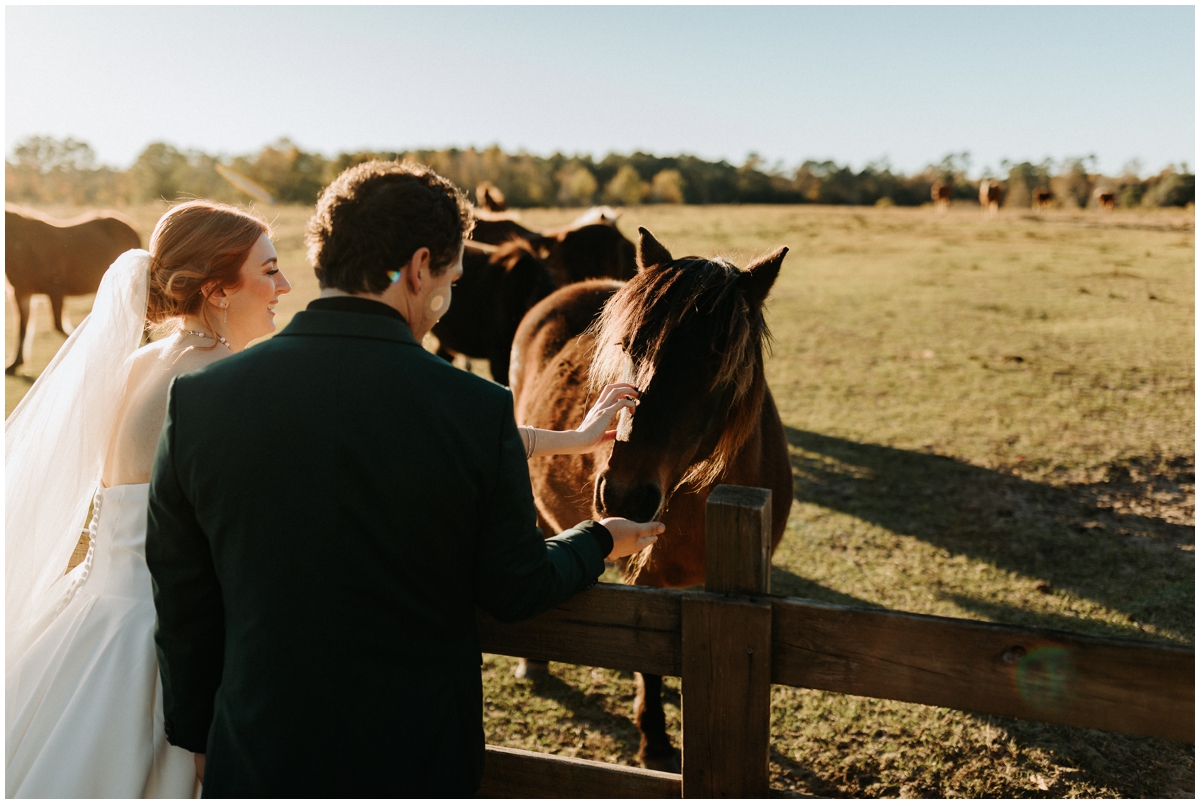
left=6, top=5, right=1195, bottom=178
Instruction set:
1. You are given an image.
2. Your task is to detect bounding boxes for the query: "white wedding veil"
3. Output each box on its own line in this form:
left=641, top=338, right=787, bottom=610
left=5, top=249, right=150, bottom=670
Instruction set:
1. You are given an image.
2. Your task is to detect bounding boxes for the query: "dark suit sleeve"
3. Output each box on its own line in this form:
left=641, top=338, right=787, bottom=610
left=145, top=377, right=225, bottom=754
left=473, top=392, right=609, bottom=623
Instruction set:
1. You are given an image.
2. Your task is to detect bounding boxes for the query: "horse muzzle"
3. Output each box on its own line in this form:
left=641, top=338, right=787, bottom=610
left=594, top=471, right=664, bottom=524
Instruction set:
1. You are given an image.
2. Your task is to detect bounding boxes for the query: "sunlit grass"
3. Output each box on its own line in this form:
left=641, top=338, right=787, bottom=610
left=504, top=203, right=1195, bottom=798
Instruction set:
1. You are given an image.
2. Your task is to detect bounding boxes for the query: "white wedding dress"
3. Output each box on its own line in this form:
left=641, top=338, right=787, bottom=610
left=5, top=250, right=198, bottom=798
left=5, top=485, right=198, bottom=797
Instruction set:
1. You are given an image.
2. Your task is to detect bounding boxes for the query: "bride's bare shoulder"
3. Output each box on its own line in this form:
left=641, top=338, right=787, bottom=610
left=126, top=337, right=173, bottom=375
left=127, top=337, right=223, bottom=391
left=104, top=338, right=228, bottom=485
left=120, top=339, right=225, bottom=433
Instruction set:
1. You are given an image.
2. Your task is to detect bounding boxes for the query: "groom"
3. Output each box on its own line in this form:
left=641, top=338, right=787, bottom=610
left=146, top=161, right=661, bottom=796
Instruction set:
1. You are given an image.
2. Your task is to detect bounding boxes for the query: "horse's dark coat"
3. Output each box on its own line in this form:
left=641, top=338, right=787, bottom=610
left=509, top=228, right=792, bottom=769
left=442, top=210, right=636, bottom=382
left=432, top=240, right=555, bottom=382
left=5, top=206, right=141, bottom=374
left=471, top=210, right=636, bottom=287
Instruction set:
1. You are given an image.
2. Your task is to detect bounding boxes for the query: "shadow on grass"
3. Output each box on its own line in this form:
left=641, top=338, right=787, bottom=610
left=944, top=591, right=1194, bottom=640
left=771, top=566, right=880, bottom=609
left=958, top=709, right=1195, bottom=798
left=785, top=427, right=1194, bottom=641
left=519, top=671, right=649, bottom=760
left=769, top=746, right=845, bottom=798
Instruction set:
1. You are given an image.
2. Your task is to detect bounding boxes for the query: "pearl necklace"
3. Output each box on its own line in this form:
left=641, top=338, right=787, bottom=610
left=181, top=329, right=232, bottom=350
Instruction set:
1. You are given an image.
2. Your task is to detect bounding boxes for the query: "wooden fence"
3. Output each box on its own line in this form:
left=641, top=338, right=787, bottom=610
left=476, top=485, right=1194, bottom=798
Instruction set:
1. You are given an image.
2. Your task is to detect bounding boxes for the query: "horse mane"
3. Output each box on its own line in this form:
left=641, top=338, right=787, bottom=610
left=588, top=256, right=772, bottom=490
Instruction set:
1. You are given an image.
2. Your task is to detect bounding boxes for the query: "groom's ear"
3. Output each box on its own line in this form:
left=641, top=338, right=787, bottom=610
left=403, top=247, right=431, bottom=292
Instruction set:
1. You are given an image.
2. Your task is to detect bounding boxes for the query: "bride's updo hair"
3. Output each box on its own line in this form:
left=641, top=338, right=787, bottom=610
left=146, top=200, right=270, bottom=335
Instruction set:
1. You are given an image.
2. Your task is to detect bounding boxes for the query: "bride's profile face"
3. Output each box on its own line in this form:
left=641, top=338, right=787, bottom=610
left=216, top=234, right=291, bottom=345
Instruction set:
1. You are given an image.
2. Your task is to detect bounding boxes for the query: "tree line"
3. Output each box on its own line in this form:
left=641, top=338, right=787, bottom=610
left=5, top=136, right=1193, bottom=210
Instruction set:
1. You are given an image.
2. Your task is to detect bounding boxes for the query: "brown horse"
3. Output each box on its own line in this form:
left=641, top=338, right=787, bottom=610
left=932, top=181, right=953, bottom=209
left=471, top=207, right=637, bottom=287
left=444, top=210, right=636, bottom=382
left=1095, top=189, right=1117, bottom=210
left=470, top=211, right=544, bottom=247
left=538, top=222, right=637, bottom=287
left=475, top=181, right=508, bottom=212
left=1033, top=188, right=1055, bottom=210
left=5, top=205, right=141, bottom=374
left=431, top=239, right=556, bottom=382
left=509, top=228, right=793, bottom=770
left=979, top=180, right=1004, bottom=214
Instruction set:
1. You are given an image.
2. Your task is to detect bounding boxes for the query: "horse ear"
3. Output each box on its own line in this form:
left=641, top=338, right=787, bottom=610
left=636, top=227, right=673, bottom=271
left=741, top=246, right=788, bottom=308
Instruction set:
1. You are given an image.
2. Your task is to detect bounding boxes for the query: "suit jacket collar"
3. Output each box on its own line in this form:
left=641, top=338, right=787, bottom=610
left=276, top=309, right=421, bottom=347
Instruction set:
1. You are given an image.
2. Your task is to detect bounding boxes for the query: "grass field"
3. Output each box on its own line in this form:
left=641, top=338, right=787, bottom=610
left=6, top=202, right=1194, bottom=797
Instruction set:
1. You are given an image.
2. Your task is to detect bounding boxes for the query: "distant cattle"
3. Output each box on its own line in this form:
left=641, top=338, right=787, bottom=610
left=979, top=180, right=1005, bottom=214
left=1033, top=188, right=1054, bottom=210
left=931, top=181, right=953, bottom=209
left=5, top=205, right=141, bottom=375
left=432, top=239, right=555, bottom=383
left=476, top=181, right=508, bottom=212
left=1095, top=189, right=1116, bottom=210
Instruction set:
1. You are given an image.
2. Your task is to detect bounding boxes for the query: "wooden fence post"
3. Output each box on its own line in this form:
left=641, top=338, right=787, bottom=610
left=682, top=485, right=773, bottom=797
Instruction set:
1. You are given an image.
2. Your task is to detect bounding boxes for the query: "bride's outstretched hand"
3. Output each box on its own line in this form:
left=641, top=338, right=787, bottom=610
left=574, top=383, right=639, bottom=452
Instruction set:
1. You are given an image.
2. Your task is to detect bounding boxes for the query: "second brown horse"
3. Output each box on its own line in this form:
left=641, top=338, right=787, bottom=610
left=509, top=228, right=793, bottom=770
left=5, top=205, right=141, bottom=374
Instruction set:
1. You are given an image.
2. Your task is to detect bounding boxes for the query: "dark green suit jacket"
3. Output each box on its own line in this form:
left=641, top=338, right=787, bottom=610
left=146, top=301, right=609, bottom=797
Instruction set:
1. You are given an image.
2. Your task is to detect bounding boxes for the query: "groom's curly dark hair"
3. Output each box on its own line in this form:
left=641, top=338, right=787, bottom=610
left=306, top=160, right=474, bottom=294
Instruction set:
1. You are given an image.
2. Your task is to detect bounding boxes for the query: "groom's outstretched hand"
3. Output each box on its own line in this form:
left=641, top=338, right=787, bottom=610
left=600, top=517, right=664, bottom=560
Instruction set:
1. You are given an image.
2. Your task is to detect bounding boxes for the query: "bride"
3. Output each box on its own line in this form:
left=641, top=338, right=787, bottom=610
left=5, top=200, right=292, bottom=797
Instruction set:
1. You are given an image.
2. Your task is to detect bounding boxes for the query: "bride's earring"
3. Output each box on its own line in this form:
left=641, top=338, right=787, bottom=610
left=223, top=305, right=228, bottom=327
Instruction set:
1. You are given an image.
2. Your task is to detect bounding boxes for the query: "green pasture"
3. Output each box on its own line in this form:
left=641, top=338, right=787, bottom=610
left=6, top=203, right=1194, bottom=797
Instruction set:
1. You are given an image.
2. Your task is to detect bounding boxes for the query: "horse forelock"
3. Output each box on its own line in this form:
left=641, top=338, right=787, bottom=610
left=588, top=256, right=771, bottom=489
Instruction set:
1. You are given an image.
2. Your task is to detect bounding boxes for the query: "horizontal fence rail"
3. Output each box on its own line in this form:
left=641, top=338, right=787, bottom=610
left=770, top=597, right=1195, bottom=743
left=477, top=485, right=1193, bottom=797
left=479, top=584, right=682, bottom=677
left=478, top=746, right=681, bottom=798
left=478, top=585, right=1194, bottom=743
